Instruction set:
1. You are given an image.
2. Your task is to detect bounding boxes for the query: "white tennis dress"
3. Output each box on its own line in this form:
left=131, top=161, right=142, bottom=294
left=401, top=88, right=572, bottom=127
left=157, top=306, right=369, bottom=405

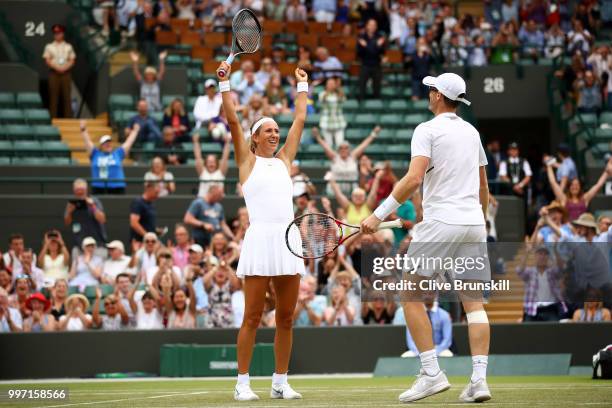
left=236, top=155, right=306, bottom=278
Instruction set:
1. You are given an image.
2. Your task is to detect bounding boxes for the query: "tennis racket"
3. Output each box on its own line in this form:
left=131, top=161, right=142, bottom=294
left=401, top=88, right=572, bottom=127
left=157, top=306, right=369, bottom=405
left=285, top=213, right=403, bottom=260
left=217, top=8, right=262, bottom=78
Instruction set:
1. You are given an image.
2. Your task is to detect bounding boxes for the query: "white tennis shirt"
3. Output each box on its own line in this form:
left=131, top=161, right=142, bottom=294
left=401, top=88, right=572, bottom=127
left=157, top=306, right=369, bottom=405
left=411, top=112, right=488, bottom=225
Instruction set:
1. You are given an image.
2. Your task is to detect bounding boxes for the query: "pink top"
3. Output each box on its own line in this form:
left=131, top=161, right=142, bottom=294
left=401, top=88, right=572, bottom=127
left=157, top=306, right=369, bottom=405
left=566, top=199, right=587, bottom=221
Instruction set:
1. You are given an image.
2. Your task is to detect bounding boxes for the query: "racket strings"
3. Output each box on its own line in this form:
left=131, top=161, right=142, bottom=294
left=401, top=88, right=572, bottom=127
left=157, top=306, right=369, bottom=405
left=233, top=12, right=260, bottom=53
left=288, top=214, right=342, bottom=259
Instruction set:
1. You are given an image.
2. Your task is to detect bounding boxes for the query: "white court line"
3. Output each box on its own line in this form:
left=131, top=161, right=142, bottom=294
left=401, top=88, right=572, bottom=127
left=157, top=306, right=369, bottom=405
left=37, top=391, right=209, bottom=408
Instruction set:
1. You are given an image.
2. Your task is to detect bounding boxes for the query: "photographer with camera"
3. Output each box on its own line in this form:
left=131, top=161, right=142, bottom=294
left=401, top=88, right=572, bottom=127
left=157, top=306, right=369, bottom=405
left=64, top=178, right=107, bottom=251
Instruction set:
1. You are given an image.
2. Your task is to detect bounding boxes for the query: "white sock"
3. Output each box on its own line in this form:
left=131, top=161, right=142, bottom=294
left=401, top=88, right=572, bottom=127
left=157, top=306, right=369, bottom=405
left=272, top=372, right=288, bottom=385
left=471, top=355, right=488, bottom=382
left=419, top=349, right=440, bottom=376
left=237, top=373, right=250, bottom=386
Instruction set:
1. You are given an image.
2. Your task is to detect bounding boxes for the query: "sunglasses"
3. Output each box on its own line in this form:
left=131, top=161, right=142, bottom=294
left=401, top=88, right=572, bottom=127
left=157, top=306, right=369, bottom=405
left=159, top=254, right=172, bottom=259
left=104, top=301, right=116, bottom=306
left=145, top=240, right=157, bottom=244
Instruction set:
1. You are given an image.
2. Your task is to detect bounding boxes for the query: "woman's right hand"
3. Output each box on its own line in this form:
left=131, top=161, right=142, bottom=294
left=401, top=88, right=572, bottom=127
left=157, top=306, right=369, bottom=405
left=216, top=61, right=231, bottom=81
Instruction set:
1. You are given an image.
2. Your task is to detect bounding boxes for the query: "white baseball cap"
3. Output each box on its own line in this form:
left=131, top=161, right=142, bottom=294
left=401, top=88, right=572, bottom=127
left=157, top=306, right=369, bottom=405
left=99, top=135, right=112, bottom=145
left=205, top=79, right=216, bottom=89
left=81, top=236, right=97, bottom=249
left=422, top=73, right=471, bottom=106
left=106, top=240, right=125, bottom=253
left=189, top=244, right=203, bottom=253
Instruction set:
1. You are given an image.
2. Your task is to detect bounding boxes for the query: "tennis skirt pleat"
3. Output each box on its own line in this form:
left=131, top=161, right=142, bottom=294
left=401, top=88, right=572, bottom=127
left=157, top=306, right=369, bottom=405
left=237, top=222, right=306, bottom=278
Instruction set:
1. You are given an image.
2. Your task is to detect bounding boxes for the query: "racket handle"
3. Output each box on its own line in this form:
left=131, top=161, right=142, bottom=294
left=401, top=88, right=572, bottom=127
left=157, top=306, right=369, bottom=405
left=218, top=54, right=235, bottom=78
left=378, top=219, right=403, bottom=229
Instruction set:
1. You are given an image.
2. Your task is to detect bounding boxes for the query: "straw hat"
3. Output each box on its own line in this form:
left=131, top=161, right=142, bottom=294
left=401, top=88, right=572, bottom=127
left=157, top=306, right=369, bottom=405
left=572, top=213, right=598, bottom=231
left=546, top=200, right=568, bottom=223
left=65, top=293, right=90, bottom=313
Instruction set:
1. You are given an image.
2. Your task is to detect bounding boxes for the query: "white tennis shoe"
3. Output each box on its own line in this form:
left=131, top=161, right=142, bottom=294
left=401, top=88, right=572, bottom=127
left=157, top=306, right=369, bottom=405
left=398, top=369, right=451, bottom=403
left=234, top=383, right=259, bottom=401
left=459, top=378, right=492, bottom=402
left=270, top=383, right=303, bottom=399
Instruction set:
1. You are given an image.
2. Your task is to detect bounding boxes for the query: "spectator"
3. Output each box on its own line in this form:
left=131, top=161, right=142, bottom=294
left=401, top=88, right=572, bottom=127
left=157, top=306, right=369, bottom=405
left=567, top=19, right=592, bottom=55
left=469, top=35, right=489, bottom=67
left=518, top=19, right=544, bottom=61
left=597, top=215, right=611, bottom=233
left=286, top=0, right=307, bottom=22
left=125, top=100, right=162, bottom=143
left=357, top=19, right=385, bottom=100
left=411, top=39, right=433, bottom=100
left=172, top=223, right=191, bottom=271
left=82, top=120, right=140, bottom=194
left=23, top=293, right=56, bottom=332
left=255, top=57, right=277, bottom=86
left=19, top=249, right=45, bottom=291
left=210, top=232, right=239, bottom=268
left=129, top=178, right=161, bottom=243
left=313, top=125, right=380, bottom=196
left=92, top=0, right=118, bottom=36
left=229, top=60, right=254, bottom=90
left=114, top=272, right=136, bottom=325
left=193, top=79, right=222, bottom=128
left=293, top=275, right=326, bottom=327
left=68, top=237, right=103, bottom=288
left=193, top=131, right=230, bottom=197
left=586, top=46, right=612, bottom=102
left=58, top=294, right=92, bottom=331
left=130, top=50, right=167, bottom=111
left=575, top=70, right=602, bottom=114
left=155, top=126, right=184, bottom=165
left=162, top=98, right=190, bottom=140
left=0, top=268, right=10, bottom=293
left=532, top=201, right=572, bottom=244
left=443, top=33, right=468, bottom=67
left=401, top=298, right=453, bottom=357
left=37, top=230, right=70, bottom=284
left=297, top=46, right=313, bottom=72
left=552, top=143, right=578, bottom=190
left=148, top=247, right=183, bottom=287
left=92, top=287, right=130, bottom=330
left=129, top=232, right=159, bottom=279
left=208, top=105, right=231, bottom=144
left=235, top=71, right=265, bottom=106
left=517, top=243, right=566, bottom=322
left=389, top=3, right=408, bottom=45
left=0, top=287, right=22, bottom=332
left=144, top=157, right=176, bottom=197
left=313, top=0, right=336, bottom=23
left=313, top=47, right=343, bottom=82
left=318, top=77, right=347, bottom=147
left=264, top=0, right=286, bottom=20
left=323, top=285, right=355, bottom=326
left=184, top=185, right=233, bottom=248
left=367, top=161, right=397, bottom=204
left=499, top=141, right=532, bottom=197
left=176, top=0, right=196, bottom=19
left=3, top=234, right=28, bottom=278
left=49, top=279, right=68, bottom=321
left=128, top=272, right=164, bottom=329
left=231, top=206, right=250, bottom=246
left=64, top=178, right=107, bottom=246
left=291, top=160, right=316, bottom=198
left=116, top=0, right=139, bottom=35
left=361, top=292, right=396, bottom=324
left=43, top=24, right=76, bottom=118
left=166, top=278, right=197, bottom=329
left=572, top=288, right=611, bottom=322
left=204, top=262, right=240, bottom=328
left=9, top=276, right=33, bottom=319
left=544, top=23, right=565, bottom=59
left=264, top=73, right=291, bottom=116
left=485, top=139, right=504, bottom=181
left=102, top=240, right=132, bottom=284
left=240, top=94, right=268, bottom=137
left=501, top=0, right=519, bottom=23
left=490, top=22, right=519, bottom=64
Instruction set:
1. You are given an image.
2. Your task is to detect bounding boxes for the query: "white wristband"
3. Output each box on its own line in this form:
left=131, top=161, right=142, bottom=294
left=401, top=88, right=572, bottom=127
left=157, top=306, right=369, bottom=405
left=297, top=82, right=308, bottom=93
left=373, top=195, right=401, bottom=221
left=219, top=81, right=230, bottom=93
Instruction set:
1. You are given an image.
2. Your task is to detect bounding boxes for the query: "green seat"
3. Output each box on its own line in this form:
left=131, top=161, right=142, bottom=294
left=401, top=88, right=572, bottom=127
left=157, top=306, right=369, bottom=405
left=16, top=92, right=43, bottom=108
left=377, top=128, right=396, bottom=143
left=0, top=157, right=10, bottom=164
left=388, top=99, right=410, bottom=112
left=411, top=100, right=429, bottom=111
left=593, top=128, right=612, bottom=142
left=404, top=114, right=427, bottom=127
left=276, top=114, right=294, bottom=128
left=395, top=128, right=414, bottom=141
left=12, top=157, right=49, bottom=165
left=353, top=113, right=378, bottom=128
left=42, top=141, right=71, bottom=157
left=0, top=109, right=25, bottom=124
left=25, top=109, right=51, bottom=124
left=379, top=114, right=403, bottom=128
left=600, top=112, right=612, bottom=126
left=48, top=157, right=72, bottom=165
left=200, top=142, right=222, bottom=154
left=579, top=113, right=598, bottom=128
left=0, top=140, right=13, bottom=156
left=381, top=87, right=400, bottom=98
left=150, top=111, right=164, bottom=124
left=186, top=96, right=198, bottom=111
left=0, top=92, right=15, bottom=108
left=362, top=99, right=385, bottom=112
left=364, top=144, right=386, bottom=157
left=161, top=95, right=182, bottom=108
left=34, top=125, right=61, bottom=141
left=109, top=94, right=134, bottom=111
left=343, top=99, right=360, bottom=112
left=13, top=140, right=42, bottom=156
left=305, top=113, right=320, bottom=128
left=165, top=54, right=183, bottom=65
left=304, top=144, right=325, bottom=155
left=5, top=124, right=35, bottom=140
left=386, top=144, right=411, bottom=157
left=345, top=128, right=364, bottom=143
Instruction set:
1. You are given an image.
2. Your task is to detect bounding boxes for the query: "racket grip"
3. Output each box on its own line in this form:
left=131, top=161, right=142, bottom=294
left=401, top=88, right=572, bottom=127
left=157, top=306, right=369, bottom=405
left=378, top=219, right=403, bottom=229
left=218, top=54, right=235, bottom=78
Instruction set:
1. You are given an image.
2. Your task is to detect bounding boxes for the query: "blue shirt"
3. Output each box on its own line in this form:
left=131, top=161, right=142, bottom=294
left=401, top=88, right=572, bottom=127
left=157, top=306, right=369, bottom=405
left=90, top=147, right=126, bottom=188
left=193, top=276, right=209, bottom=312
left=127, top=115, right=162, bottom=143
left=557, top=157, right=577, bottom=182
left=405, top=305, right=453, bottom=355
left=187, top=198, right=225, bottom=246
left=295, top=295, right=327, bottom=326
left=312, top=0, right=336, bottom=13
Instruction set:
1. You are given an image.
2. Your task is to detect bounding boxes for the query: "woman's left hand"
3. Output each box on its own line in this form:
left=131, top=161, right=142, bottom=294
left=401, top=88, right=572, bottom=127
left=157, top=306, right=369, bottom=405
left=295, top=67, right=308, bottom=82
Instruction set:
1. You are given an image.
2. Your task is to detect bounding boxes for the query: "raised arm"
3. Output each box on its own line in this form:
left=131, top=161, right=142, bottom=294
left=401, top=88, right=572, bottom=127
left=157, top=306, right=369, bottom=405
left=80, top=120, right=95, bottom=156
left=130, top=51, right=143, bottom=82
left=216, top=62, right=250, bottom=166
left=328, top=178, right=351, bottom=210
left=583, top=158, right=612, bottom=205
left=122, top=123, right=140, bottom=155
left=312, top=127, right=336, bottom=160
left=157, top=50, right=167, bottom=81
left=127, top=272, right=142, bottom=314
left=546, top=164, right=567, bottom=204
left=278, top=68, right=309, bottom=164
left=192, top=131, right=204, bottom=176
left=366, top=171, right=382, bottom=210
left=352, top=126, right=380, bottom=159
left=92, top=287, right=102, bottom=327
left=219, top=134, right=231, bottom=175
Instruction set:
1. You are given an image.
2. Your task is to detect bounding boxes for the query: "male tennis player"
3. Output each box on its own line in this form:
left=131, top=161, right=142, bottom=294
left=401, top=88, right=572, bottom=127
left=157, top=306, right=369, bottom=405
left=361, top=73, right=491, bottom=403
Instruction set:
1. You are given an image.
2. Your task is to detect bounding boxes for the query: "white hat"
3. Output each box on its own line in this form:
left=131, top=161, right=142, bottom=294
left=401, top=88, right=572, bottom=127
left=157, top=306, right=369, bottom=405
left=422, top=73, right=471, bottom=106
left=106, top=240, right=125, bottom=253
left=99, top=135, right=112, bottom=145
left=143, top=232, right=158, bottom=242
left=81, top=236, right=96, bottom=249
left=204, top=79, right=216, bottom=88
left=189, top=244, right=203, bottom=253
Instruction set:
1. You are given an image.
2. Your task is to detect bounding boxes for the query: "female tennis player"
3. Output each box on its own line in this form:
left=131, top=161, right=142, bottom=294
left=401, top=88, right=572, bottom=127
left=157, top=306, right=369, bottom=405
left=216, top=61, right=308, bottom=401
